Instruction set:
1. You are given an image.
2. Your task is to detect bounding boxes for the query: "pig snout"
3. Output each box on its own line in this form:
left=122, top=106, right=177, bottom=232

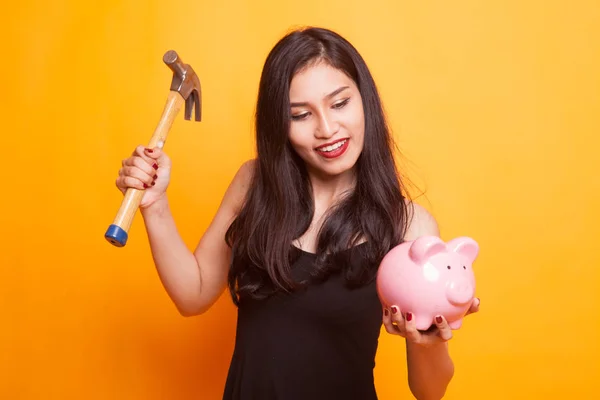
left=446, top=279, right=475, bottom=305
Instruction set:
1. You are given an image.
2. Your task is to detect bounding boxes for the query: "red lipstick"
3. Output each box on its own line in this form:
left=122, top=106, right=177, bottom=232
left=315, top=138, right=349, bottom=159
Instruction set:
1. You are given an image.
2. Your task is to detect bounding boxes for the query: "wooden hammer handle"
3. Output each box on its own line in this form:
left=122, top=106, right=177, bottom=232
left=105, top=91, right=185, bottom=247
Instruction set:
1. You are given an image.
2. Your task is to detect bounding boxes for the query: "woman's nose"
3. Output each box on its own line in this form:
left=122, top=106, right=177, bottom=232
left=315, top=112, right=339, bottom=139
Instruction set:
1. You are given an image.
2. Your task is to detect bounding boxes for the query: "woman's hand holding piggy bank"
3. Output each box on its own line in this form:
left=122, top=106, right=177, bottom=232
left=378, top=236, right=480, bottom=343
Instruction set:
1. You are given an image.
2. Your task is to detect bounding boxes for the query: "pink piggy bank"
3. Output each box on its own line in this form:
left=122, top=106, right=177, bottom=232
left=377, top=236, right=479, bottom=330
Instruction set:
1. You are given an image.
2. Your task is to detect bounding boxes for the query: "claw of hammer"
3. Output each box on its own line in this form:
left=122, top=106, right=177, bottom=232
left=185, top=91, right=201, bottom=121
left=105, top=50, right=202, bottom=248
left=163, top=50, right=202, bottom=121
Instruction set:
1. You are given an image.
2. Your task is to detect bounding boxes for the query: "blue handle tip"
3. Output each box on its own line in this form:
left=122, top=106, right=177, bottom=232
left=105, top=224, right=128, bottom=247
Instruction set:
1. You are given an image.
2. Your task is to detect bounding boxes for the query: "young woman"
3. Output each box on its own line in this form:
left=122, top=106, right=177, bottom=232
left=115, top=26, right=479, bottom=400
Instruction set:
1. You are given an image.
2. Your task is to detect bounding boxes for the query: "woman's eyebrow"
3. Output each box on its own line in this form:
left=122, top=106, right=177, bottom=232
left=290, top=86, right=350, bottom=107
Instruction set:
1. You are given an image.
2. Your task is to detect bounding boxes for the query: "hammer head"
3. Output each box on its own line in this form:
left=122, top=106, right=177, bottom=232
left=163, top=50, right=201, bottom=121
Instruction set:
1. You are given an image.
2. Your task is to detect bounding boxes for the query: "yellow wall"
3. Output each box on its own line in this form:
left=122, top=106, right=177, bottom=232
left=2, top=1, right=598, bottom=398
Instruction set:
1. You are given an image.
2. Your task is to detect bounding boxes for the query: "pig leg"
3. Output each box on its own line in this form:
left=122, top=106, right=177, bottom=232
left=448, top=319, right=463, bottom=329
left=414, top=314, right=435, bottom=331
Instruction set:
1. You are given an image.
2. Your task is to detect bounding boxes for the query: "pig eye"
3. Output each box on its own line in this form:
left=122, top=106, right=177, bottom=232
left=447, top=265, right=451, bottom=269
left=463, top=266, right=466, bottom=270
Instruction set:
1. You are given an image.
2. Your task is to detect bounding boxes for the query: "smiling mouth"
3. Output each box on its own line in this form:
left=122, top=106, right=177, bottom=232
left=314, top=138, right=350, bottom=159
left=315, top=139, right=348, bottom=153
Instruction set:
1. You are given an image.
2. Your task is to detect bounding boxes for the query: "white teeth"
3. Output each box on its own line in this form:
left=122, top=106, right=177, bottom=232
left=318, top=140, right=346, bottom=152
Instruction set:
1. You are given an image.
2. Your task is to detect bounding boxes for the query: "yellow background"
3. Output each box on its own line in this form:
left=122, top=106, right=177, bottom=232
left=2, top=0, right=599, bottom=398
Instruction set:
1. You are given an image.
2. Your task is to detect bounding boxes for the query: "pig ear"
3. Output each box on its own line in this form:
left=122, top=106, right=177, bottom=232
left=447, top=237, right=479, bottom=262
left=408, top=236, right=447, bottom=265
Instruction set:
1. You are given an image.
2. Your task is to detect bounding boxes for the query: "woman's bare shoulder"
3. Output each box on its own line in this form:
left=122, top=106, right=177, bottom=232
left=403, top=199, right=440, bottom=241
left=221, top=159, right=256, bottom=213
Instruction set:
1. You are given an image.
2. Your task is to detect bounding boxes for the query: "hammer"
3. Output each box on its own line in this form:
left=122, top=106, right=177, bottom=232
left=104, top=50, right=201, bottom=247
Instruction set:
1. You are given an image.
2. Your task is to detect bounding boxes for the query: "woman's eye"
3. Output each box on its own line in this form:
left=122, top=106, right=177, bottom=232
left=332, top=98, right=350, bottom=109
left=291, top=112, right=309, bottom=121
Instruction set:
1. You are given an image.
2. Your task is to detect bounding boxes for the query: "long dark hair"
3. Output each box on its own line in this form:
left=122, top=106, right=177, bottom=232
left=225, top=27, right=410, bottom=305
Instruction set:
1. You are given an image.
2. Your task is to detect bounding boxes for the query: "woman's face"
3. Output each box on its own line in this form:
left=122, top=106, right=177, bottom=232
left=288, top=62, right=365, bottom=180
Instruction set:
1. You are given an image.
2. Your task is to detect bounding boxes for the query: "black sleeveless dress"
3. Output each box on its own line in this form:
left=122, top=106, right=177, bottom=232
left=222, top=244, right=383, bottom=400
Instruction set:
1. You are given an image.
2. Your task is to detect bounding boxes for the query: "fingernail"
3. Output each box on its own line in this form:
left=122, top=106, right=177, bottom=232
left=153, top=163, right=158, bottom=170
left=406, top=312, right=413, bottom=321
left=391, top=306, right=398, bottom=314
left=145, top=148, right=153, bottom=153
left=153, top=175, right=158, bottom=180
left=384, top=309, right=389, bottom=316
left=436, top=315, right=443, bottom=324
left=143, top=183, right=149, bottom=189
left=151, top=181, right=155, bottom=186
